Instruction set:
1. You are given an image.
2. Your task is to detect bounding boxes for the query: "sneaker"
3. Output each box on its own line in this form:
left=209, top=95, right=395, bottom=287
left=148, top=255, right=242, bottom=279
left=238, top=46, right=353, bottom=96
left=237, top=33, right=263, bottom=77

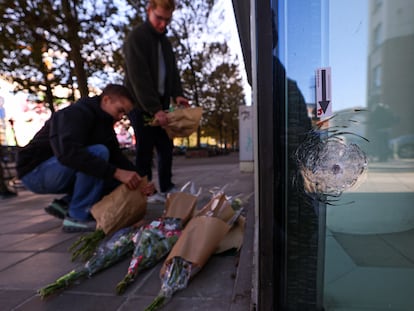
left=62, top=217, right=96, bottom=233
left=44, top=199, right=69, bottom=219
left=166, top=185, right=180, bottom=194
left=147, top=192, right=166, bottom=204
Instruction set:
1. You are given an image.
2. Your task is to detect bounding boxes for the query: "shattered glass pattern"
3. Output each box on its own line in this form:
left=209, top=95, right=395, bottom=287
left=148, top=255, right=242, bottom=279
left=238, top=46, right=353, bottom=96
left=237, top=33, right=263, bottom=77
left=295, top=110, right=368, bottom=201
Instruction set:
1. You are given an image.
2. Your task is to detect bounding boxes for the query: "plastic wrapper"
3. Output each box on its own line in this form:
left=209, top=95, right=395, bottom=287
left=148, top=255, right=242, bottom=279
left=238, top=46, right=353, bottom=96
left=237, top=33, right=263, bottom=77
left=115, top=218, right=182, bottom=294
left=115, top=182, right=199, bottom=294
left=38, top=226, right=138, bottom=299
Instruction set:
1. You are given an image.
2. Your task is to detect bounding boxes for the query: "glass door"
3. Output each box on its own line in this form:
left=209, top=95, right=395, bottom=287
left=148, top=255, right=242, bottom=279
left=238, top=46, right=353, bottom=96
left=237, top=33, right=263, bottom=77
left=275, top=0, right=414, bottom=309
left=235, top=0, right=413, bottom=309
left=324, top=1, right=414, bottom=310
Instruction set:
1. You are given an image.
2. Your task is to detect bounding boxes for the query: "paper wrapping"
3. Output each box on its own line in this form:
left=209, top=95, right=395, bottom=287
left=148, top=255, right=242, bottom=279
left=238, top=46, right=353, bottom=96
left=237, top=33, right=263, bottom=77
left=161, top=216, right=230, bottom=275
left=195, top=193, right=246, bottom=252
left=160, top=192, right=246, bottom=277
left=196, top=194, right=233, bottom=220
left=91, top=177, right=148, bottom=236
left=215, top=216, right=245, bottom=254
left=163, top=192, right=198, bottom=225
left=153, top=107, right=203, bottom=139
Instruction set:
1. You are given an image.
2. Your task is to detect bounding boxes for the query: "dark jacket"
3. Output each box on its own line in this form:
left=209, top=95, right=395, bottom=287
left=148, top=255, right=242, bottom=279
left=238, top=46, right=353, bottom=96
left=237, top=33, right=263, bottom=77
left=16, top=96, right=135, bottom=179
left=123, top=20, right=183, bottom=115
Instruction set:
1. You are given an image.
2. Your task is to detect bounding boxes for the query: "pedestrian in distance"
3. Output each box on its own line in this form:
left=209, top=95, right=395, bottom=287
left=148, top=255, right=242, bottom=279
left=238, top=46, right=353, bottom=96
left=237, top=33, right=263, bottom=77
left=16, top=84, right=154, bottom=233
left=123, top=0, right=189, bottom=203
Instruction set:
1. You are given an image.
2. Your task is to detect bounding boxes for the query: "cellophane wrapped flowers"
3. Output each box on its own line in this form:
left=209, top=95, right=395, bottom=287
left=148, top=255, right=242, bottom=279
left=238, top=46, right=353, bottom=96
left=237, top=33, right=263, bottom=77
left=115, top=217, right=182, bottom=294
left=115, top=183, right=199, bottom=295
left=38, top=226, right=138, bottom=299
left=145, top=256, right=193, bottom=310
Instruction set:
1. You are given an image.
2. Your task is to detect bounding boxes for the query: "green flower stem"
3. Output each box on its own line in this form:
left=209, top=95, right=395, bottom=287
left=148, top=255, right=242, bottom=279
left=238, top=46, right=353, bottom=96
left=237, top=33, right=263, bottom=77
left=38, top=269, right=87, bottom=299
left=115, top=271, right=135, bottom=295
left=69, top=229, right=106, bottom=262
left=144, top=257, right=192, bottom=310
left=38, top=227, right=137, bottom=298
left=144, top=294, right=167, bottom=311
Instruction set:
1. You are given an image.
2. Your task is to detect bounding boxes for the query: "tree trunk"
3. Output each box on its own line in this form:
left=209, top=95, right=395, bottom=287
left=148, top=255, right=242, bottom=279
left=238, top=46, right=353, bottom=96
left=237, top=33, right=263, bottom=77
left=69, top=46, right=89, bottom=97
left=62, top=0, right=89, bottom=97
left=44, top=84, right=55, bottom=114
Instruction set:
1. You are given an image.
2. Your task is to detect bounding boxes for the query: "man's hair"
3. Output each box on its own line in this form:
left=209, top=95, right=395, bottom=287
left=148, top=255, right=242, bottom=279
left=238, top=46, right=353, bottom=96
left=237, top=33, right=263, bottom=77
left=102, top=84, right=134, bottom=103
left=148, top=0, right=176, bottom=11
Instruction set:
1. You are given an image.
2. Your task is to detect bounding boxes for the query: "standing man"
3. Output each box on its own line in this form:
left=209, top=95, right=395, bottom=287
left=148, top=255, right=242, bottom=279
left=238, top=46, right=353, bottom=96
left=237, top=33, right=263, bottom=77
left=16, top=84, right=154, bottom=232
left=123, top=0, right=189, bottom=203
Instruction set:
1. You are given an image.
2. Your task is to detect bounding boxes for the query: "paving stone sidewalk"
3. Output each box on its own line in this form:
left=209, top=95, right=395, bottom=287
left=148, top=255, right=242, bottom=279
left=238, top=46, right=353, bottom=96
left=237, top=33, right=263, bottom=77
left=0, top=152, right=255, bottom=311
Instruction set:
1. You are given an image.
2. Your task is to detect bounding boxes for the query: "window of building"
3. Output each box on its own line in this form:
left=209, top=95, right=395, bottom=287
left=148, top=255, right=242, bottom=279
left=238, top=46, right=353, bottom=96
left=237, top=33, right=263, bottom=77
left=373, top=65, right=382, bottom=89
left=374, top=0, right=383, bottom=11
left=374, top=23, right=382, bottom=48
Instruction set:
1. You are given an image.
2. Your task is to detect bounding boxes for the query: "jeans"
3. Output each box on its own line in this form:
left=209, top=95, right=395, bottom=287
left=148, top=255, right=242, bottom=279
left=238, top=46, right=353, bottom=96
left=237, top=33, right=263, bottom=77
left=21, top=144, right=118, bottom=221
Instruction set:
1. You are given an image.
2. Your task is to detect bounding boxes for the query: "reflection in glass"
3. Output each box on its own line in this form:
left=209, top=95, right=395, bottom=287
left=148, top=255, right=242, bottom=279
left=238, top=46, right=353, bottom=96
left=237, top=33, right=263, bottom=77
left=325, top=1, right=414, bottom=310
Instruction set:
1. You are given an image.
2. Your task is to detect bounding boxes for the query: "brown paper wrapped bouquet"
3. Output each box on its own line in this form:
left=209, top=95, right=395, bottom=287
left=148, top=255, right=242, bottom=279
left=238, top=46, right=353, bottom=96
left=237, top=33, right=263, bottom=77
left=115, top=182, right=200, bottom=294
left=144, top=190, right=247, bottom=310
left=69, top=178, right=148, bottom=262
left=151, top=107, right=203, bottom=139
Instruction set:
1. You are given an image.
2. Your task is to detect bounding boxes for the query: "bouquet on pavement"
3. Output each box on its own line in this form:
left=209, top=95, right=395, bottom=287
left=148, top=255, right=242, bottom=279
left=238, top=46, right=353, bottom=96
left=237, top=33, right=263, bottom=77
left=38, top=226, right=139, bottom=299
left=69, top=178, right=149, bottom=262
left=115, top=182, right=200, bottom=295
left=151, top=106, right=203, bottom=139
left=144, top=189, right=248, bottom=311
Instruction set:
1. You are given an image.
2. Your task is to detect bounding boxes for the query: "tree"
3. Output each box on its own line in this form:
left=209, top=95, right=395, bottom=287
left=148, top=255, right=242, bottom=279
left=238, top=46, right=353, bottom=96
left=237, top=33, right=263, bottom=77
left=0, top=0, right=139, bottom=110
left=168, top=0, right=245, bottom=148
left=167, top=0, right=216, bottom=147
left=200, top=44, right=245, bottom=149
left=0, top=0, right=247, bottom=150
left=177, top=38, right=245, bottom=149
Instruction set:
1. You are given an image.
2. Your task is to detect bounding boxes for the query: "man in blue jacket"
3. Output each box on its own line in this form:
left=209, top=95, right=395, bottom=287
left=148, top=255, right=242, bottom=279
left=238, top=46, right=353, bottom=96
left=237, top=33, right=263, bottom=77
left=17, top=84, right=154, bottom=232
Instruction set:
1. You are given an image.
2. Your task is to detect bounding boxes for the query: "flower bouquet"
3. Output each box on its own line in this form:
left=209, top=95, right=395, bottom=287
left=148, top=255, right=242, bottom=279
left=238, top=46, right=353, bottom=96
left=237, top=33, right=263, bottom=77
left=69, top=178, right=149, bottom=262
left=151, top=107, right=203, bottom=139
left=38, top=226, right=139, bottom=299
left=115, top=182, right=200, bottom=295
left=144, top=191, right=247, bottom=310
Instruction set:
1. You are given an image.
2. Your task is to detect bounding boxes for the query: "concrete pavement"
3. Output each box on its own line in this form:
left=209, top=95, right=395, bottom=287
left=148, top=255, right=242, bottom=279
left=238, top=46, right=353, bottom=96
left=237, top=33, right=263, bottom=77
left=0, top=152, right=255, bottom=311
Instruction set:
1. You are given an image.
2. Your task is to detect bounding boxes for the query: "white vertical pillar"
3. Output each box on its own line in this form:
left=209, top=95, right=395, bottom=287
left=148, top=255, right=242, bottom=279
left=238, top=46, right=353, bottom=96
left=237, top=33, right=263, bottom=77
left=239, top=105, right=254, bottom=172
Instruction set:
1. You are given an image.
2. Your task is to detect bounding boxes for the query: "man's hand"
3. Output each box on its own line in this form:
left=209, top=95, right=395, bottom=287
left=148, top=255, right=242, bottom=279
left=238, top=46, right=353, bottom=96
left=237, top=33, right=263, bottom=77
left=175, top=96, right=190, bottom=108
left=142, top=182, right=155, bottom=196
left=114, top=168, right=142, bottom=190
left=154, top=110, right=168, bottom=127
left=114, top=169, right=156, bottom=195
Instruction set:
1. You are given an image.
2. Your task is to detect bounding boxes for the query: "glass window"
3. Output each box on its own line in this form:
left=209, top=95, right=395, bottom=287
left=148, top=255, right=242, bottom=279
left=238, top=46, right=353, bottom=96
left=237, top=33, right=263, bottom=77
left=271, top=0, right=414, bottom=309
left=325, top=1, right=414, bottom=310
left=374, top=23, right=383, bottom=48
left=374, top=0, right=383, bottom=10
left=238, top=0, right=414, bottom=309
left=373, top=65, right=382, bottom=88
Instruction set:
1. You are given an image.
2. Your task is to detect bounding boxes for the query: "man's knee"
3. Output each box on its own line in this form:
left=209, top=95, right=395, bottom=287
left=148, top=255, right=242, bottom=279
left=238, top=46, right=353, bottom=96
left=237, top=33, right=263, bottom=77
left=87, top=144, right=110, bottom=161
